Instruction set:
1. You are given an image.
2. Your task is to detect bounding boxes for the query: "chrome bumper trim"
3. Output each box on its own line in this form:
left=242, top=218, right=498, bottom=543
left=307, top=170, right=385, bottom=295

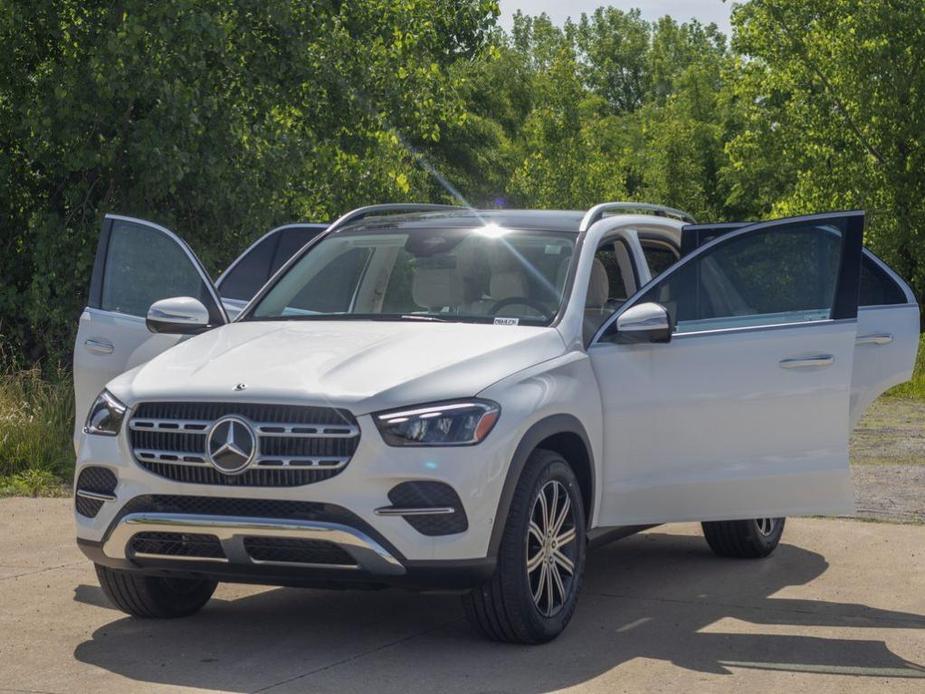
left=374, top=506, right=456, bottom=517
left=76, top=489, right=117, bottom=502
left=102, top=512, right=405, bottom=575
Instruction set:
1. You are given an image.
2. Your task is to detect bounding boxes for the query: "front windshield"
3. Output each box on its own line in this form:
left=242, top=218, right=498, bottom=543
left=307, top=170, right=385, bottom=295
left=247, top=225, right=576, bottom=326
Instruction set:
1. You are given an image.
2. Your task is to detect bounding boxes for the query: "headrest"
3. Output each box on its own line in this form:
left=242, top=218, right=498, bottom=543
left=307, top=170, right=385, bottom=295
left=586, top=258, right=609, bottom=308
left=411, top=256, right=464, bottom=309
left=488, top=248, right=528, bottom=300
left=490, top=271, right=528, bottom=301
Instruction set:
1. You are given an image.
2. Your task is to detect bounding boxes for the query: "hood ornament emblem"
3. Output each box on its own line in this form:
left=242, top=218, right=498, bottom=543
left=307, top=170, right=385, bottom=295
left=234, top=383, right=247, bottom=391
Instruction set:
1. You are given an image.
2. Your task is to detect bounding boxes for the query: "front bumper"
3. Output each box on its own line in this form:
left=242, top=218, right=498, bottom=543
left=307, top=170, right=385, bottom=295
left=74, top=409, right=527, bottom=588
left=78, top=508, right=495, bottom=590
left=102, top=512, right=404, bottom=573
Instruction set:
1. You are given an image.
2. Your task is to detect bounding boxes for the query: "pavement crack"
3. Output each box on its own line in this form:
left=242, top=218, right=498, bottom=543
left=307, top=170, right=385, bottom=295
left=251, top=619, right=458, bottom=693
left=0, top=561, right=85, bottom=582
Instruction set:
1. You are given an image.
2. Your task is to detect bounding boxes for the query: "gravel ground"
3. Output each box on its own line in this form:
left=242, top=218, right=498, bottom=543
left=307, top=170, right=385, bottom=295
left=850, top=398, right=925, bottom=524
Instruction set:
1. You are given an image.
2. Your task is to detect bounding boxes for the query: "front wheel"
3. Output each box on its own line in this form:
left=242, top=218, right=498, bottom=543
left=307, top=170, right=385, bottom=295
left=95, top=564, right=217, bottom=618
left=462, top=449, right=586, bottom=644
left=701, top=517, right=786, bottom=558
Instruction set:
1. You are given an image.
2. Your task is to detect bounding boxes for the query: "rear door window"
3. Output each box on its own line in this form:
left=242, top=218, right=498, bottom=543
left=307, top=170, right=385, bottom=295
left=859, top=253, right=908, bottom=306
left=218, top=233, right=278, bottom=302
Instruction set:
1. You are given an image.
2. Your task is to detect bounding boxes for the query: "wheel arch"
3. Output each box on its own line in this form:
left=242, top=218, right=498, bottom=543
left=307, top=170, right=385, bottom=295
left=488, top=414, right=595, bottom=559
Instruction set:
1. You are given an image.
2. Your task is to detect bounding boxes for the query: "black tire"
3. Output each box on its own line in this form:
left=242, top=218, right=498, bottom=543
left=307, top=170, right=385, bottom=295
left=701, top=517, right=786, bottom=558
left=462, top=448, right=586, bottom=644
left=95, top=564, right=217, bottom=618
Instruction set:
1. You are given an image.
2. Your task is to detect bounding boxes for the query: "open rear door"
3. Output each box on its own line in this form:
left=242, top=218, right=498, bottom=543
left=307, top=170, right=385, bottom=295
left=215, top=223, right=327, bottom=319
left=851, top=252, right=920, bottom=425
left=73, top=215, right=226, bottom=446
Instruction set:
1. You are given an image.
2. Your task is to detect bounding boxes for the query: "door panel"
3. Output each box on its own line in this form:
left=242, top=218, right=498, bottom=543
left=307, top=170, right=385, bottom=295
left=590, top=212, right=864, bottom=525
left=73, top=215, right=224, bottom=445
left=850, top=252, right=920, bottom=425
left=852, top=305, right=919, bottom=426
left=591, top=321, right=857, bottom=524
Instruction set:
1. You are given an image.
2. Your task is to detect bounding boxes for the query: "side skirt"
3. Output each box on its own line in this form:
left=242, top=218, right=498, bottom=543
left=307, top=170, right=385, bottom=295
left=587, top=524, right=659, bottom=549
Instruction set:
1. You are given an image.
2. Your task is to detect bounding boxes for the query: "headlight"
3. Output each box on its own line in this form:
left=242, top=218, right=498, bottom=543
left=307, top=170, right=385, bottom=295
left=84, top=390, right=127, bottom=436
left=374, top=399, right=500, bottom=447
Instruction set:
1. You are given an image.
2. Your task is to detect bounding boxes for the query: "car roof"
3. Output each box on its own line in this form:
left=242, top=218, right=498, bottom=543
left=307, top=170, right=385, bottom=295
left=340, top=209, right=587, bottom=233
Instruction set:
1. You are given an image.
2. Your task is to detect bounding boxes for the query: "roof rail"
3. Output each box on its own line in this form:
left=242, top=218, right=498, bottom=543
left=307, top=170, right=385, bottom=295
left=325, top=203, right=462, bottom=234
left=579, top=202, right=697, bottom=231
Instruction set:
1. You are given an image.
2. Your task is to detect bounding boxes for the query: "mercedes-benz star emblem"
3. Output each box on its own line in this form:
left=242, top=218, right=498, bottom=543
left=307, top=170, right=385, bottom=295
left=206, top=415, right=256, bottom=475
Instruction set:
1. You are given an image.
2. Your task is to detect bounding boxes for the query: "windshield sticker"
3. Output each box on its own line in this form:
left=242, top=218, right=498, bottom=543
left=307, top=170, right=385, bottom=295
left=493, top=317, right=520, bottom=326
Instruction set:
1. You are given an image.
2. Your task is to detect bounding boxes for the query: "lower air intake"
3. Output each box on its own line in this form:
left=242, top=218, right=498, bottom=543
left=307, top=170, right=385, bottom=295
left=243, top=537, right=357, bottom=566
left=130, top=532, right=225, bottom=559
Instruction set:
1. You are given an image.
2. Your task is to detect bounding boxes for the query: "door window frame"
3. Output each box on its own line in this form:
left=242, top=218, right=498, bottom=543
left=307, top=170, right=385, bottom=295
left=590, top=211, right=865, bottom=345
left=89, top=214, right=228, bottom=325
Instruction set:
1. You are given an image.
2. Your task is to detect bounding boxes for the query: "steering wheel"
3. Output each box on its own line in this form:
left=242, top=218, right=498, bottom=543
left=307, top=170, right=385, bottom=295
left=488, top=296, right=553, bottom=321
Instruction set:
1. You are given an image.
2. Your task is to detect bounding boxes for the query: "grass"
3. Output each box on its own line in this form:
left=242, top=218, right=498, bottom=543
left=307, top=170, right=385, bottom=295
left=850, top=397, right=925, bottom=466
left=0, top=362, right=73, bottom=496
left=884, top=334, right=925, bottom=399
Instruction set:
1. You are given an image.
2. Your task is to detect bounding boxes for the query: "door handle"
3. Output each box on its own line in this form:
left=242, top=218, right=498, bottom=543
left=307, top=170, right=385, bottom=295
left=84, top=338, right=114, bottom=355
left=779, top=354, right=834, bottom=369
left=856, top=333, right=893, bottom=345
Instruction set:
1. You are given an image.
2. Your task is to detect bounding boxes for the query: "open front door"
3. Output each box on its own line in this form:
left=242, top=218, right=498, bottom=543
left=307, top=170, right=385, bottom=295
left=589, top=212, right=864, bottom=526
left=681, top=216, right=921, bottom=426
left=73, top=215, right=226, bottom=445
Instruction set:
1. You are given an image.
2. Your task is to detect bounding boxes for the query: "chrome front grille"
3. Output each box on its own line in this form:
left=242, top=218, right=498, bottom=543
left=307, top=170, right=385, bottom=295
left=128, top=402, right=359, bottom=487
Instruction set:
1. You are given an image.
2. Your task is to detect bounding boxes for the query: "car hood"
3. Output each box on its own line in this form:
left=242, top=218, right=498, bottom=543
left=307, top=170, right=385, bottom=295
left=108, top=320, right=566, bottom=414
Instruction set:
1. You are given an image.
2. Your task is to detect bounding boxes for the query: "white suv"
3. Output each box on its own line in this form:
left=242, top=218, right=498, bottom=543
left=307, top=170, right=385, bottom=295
left=73, top=203, right=919, bottom=643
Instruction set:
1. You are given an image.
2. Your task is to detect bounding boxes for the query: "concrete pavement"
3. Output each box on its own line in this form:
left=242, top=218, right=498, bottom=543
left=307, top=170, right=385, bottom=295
left=1, top=497, right=924, bottom=693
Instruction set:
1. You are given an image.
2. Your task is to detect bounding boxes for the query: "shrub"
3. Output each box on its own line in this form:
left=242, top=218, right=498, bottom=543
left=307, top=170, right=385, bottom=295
left=0, top=358, right=74, bottom=494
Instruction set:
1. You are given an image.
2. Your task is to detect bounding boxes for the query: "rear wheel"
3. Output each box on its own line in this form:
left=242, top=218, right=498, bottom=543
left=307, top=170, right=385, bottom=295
left=462, top=449, right=586, bottom=644
left=701, top=517, right=785, bottom=558
left=95, top=564, right=217, bottom=618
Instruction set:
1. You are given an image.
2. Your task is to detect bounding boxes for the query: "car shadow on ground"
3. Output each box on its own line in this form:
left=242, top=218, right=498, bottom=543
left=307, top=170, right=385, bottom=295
left=73, top=531, right=925, bottom=693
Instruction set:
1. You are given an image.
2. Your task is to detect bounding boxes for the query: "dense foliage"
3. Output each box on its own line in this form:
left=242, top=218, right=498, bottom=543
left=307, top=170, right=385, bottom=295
left=2, top=0, right=923, bottom=367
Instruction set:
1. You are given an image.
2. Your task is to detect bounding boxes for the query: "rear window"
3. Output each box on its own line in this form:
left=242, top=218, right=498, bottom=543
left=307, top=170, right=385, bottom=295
left=859, top=253, right=907, bottom=306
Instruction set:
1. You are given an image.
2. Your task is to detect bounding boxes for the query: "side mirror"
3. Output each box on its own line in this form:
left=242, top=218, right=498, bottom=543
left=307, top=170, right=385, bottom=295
left=613, top=302, right=673, bottom=344
left=146, top=297, right=211, bottom=335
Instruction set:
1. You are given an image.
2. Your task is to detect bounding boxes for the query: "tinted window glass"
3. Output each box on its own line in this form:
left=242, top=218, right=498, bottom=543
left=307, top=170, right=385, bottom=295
left=218, top=232, right=277, bottom=301
left=249, top=228, right=575, bottom=325
left=640, top=225, right=842, bottom=333
left=270, top=227, right=324, bottom=274
left=859, top=253, right=906, bottom=306
left=285, top=246, right=372, bottom=313
left=101, top=220, right=215, bottom=318
left=641, top=241, right=679, bottom=277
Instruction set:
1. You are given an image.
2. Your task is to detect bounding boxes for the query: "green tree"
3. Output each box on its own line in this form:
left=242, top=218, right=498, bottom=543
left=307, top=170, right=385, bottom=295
left=727, top=0, right=925, bottom=299
left=0, top=0, right=498, bottom=364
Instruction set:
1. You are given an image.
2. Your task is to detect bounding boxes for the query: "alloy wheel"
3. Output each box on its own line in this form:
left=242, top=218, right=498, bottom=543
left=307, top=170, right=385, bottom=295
left=756, top=518, right=776, bottom=537
left=526, top=480, right=578, bottom=617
